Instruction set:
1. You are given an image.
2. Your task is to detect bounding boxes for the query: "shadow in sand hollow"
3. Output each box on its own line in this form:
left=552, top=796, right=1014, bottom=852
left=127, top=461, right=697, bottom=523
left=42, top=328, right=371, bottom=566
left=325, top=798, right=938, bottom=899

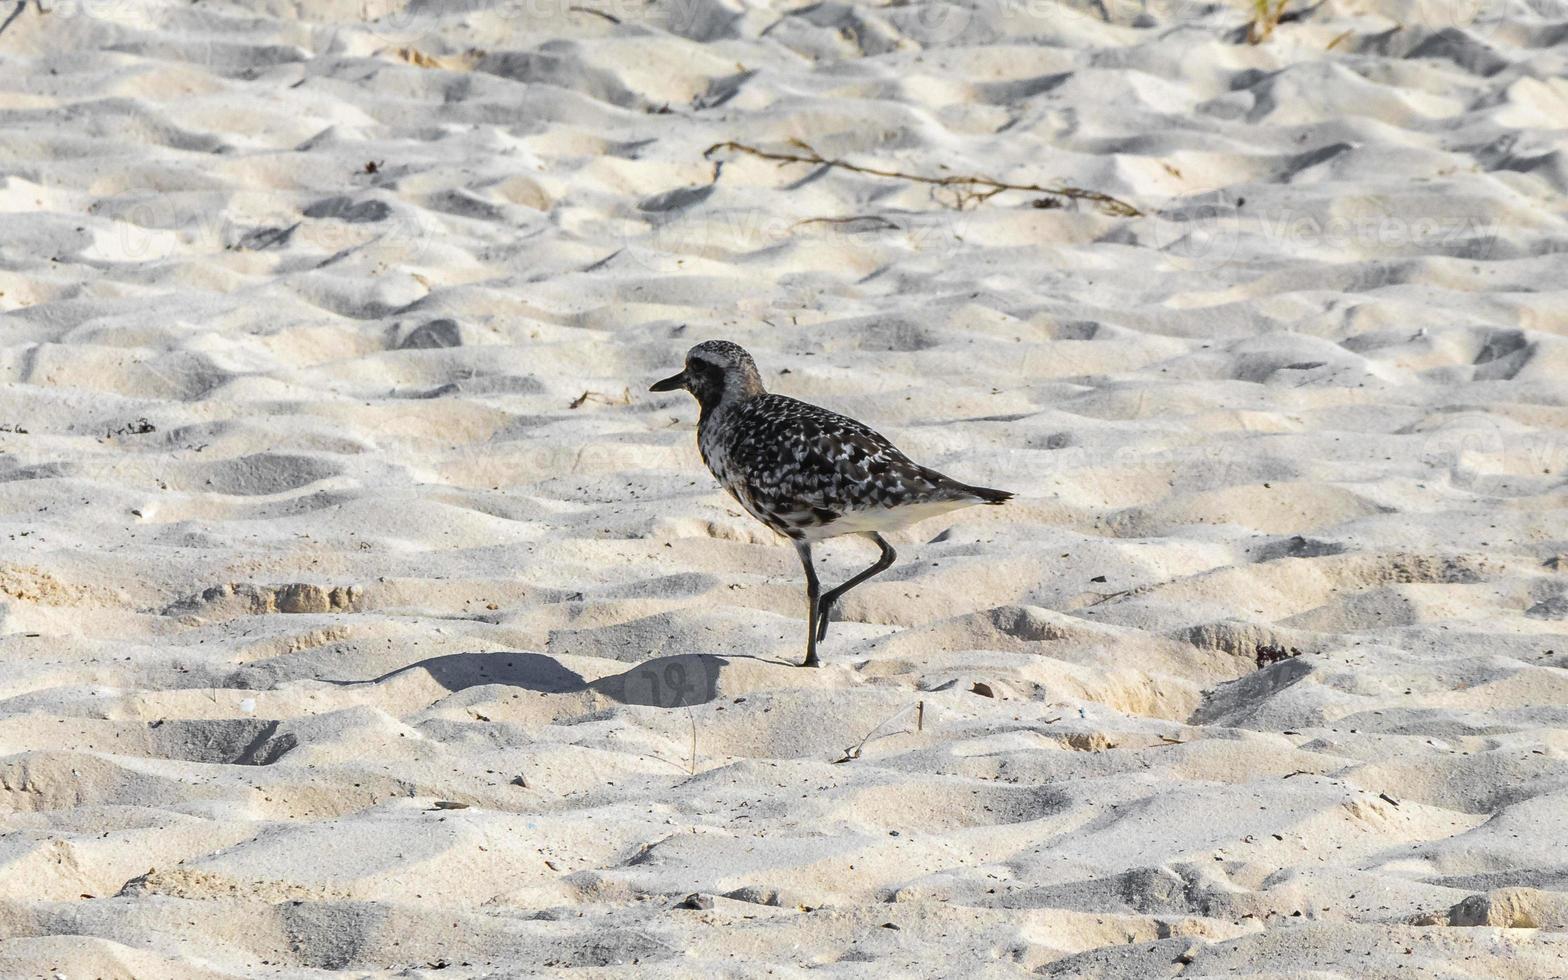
left=320, top=651, right=725, bottom=708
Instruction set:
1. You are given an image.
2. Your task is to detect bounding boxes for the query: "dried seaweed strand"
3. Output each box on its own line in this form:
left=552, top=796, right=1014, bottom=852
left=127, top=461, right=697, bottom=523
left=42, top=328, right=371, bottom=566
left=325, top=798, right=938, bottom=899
left=704, top=140, right=1142, bottom=217
left=1247, top=0, right=1289, bottom=44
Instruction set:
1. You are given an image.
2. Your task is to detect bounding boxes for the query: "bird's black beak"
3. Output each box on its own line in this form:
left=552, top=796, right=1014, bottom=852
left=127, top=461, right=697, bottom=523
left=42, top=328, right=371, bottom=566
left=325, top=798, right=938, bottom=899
left=649, top=371, right=687, bottom=393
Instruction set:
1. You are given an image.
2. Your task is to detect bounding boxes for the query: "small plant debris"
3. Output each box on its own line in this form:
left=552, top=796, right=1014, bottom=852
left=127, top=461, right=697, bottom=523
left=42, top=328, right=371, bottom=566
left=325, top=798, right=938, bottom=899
left=792, top=214, right=899, bottom=232
left=568, top=4, right=621, bottom=24
left=1247, top=0, right=1289, bottom=43
left=108, top=418, right=156, bottom=437
left=835, top=701, right=924, bottom=762
left=1255, top=643, right=1304, bottom=669
left=569, top=388, right=631, bottom=409
left=395, top=46, right=441, bottom=68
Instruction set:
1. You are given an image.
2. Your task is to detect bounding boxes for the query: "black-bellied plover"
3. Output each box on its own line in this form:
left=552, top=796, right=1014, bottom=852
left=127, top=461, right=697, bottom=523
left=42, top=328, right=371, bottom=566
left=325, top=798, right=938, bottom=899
left=651, top=340, right=1013, bottom=667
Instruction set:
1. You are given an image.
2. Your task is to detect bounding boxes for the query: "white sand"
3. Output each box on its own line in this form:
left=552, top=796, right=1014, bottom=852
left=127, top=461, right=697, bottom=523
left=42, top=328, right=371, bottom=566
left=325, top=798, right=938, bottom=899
left=2, top=0, right=1567, bottom=975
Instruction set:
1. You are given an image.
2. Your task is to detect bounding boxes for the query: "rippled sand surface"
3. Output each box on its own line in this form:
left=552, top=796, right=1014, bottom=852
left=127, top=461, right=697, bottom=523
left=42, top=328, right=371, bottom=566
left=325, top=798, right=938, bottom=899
left=2, top=0, right=1567, bottom=975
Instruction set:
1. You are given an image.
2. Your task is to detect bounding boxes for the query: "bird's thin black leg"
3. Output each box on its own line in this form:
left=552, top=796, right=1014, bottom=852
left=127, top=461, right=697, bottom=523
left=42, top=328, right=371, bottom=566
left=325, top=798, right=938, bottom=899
left=816, top=532, right=897, bottom=643
left=795, top=539, right=821, bottom=668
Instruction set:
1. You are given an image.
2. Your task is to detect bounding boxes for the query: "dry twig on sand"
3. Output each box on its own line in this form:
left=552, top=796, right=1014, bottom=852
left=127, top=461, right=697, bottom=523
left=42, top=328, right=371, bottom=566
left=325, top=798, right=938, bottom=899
left=791, top=215, right=901, bottom=232
left=568, top=388, right=631, bottom=409
left=687, top=707, right=698, bottom=776
left=835, top=701, right=925, bottom=763
left=568, top=5, right=622, bottom=24
left=639, top=709, right=701, bottom=777
left=704, top=140, right=1142, bottom=217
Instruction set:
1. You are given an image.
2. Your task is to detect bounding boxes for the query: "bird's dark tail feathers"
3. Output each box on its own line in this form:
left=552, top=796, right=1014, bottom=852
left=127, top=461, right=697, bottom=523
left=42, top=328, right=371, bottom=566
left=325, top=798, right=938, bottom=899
left=964, top=484, right=1014, bottom=505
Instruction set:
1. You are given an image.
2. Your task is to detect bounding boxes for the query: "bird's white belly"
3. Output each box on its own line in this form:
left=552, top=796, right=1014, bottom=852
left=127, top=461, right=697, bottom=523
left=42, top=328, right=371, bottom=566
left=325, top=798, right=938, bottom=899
left=799, top=498, right=979, bottom=541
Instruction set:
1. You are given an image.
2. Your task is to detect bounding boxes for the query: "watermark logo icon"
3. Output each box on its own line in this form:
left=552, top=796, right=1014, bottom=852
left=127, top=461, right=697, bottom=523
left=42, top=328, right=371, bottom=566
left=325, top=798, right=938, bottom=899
left=611, top=654, right=719, bottom=707
left=889, top=0, right=976, bottom=46
left=1149, top=199, right=1243, bottom=271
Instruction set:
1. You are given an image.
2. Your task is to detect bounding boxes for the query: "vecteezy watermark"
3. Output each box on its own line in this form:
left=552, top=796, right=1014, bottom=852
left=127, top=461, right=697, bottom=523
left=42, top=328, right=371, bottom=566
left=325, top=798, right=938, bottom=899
left=879, top=0, right=1222, bottom=45
left=1128, top=0, right=1553, bottom=33
left=1418, top=412, right=1567, bottom=491
left=81, top=192, right=437, bottom=267
left=1407, top=0, right=1510, bottom=35
left=1335, top=0, right=1568, bottom=38
left=877, top=0, right=1235, bottom=41
left=337, top=388, right=667, bottom=546
left=1254, top=211, right=1500, bottom=259
left=360, top=0, right=716, bottom=46
left=37, top=0, right=222, bottom=68
left=33, top=0, right=168, bottom=28
left=987, top=411, right=1566, bottom=529
left=877, top=0, right=977, bottom=46
left=615, top=202, right=973, bottom=273
left=1148, top=199, right=1499, bottom=272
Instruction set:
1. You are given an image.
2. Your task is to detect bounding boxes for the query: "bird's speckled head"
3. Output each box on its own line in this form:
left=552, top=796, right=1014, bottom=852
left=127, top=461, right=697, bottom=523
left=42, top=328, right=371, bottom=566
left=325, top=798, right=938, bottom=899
left=649, top=340, right=766, bottom=407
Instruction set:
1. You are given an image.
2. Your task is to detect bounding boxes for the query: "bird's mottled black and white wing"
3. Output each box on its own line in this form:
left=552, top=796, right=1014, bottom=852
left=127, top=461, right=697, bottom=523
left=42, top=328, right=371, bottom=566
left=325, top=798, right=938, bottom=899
left=700, top=394, right=1007, bottom=539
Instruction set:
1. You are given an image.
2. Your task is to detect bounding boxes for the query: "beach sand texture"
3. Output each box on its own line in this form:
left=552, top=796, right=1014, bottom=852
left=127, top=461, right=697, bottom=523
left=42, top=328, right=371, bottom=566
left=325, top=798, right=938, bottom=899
left=2, top=0, right=1568, bottom=974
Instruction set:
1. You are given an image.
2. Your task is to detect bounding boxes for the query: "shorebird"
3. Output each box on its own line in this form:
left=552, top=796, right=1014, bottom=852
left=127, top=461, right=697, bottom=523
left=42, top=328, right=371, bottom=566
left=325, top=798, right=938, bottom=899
left=651, top=340, right=1013, bottom=667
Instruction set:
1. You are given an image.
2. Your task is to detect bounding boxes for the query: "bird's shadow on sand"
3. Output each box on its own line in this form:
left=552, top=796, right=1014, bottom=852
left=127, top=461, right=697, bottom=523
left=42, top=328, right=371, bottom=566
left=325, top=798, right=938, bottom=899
left=319, top=651, right=733, bottom=708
